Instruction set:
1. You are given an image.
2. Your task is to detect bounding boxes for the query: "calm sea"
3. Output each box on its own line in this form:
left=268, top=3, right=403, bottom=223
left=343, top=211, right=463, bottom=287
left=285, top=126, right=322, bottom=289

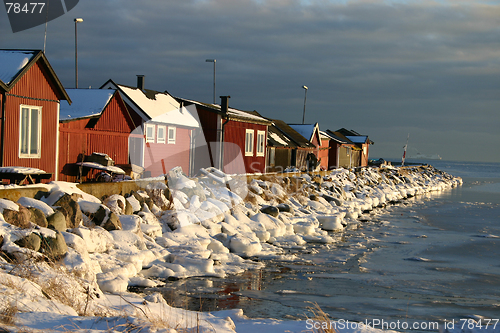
left=153, top=160, right=500, bottom=330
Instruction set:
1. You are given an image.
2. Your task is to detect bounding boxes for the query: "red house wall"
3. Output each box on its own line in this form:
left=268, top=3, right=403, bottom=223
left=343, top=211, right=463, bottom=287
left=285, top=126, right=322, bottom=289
left=224, top=121, right=267, bottom=174
left=319, top=138, right=330, bottom=170
left=143, top=125, right=191, bottom=177
left=2, top=61, right=60, bottom=180
left=93, top=94, right=136, bottom=133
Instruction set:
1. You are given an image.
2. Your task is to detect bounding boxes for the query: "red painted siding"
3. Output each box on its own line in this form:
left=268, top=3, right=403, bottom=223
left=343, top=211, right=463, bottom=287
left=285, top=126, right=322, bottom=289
left=2, top=61, right=59, bottom=181
left=143, top=125, right=191, bottom=177
left=224, top=120, right=267, bottom=174
left=319, top=138, right=330, bottom=170
left=93, top=93, right=136, bottom=133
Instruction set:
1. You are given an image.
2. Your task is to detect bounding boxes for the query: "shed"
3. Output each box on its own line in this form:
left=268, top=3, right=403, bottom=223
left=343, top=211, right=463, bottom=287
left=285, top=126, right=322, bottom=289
left=321, top=130, right=348, bottom=170
left=336, top=128, right=373, bottom=167
left=58, top=88, right=136, bottom=181
left=0, top=49, right=70, bottom=183
left=325, top=130, right=359, bottom=168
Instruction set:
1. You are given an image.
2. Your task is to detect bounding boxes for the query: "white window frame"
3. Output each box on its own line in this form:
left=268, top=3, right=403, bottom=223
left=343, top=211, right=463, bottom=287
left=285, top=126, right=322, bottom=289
left=145, top=123, right=155, bottom=143
left=168, top=126, right=176, bottom=144
left=245, top=129, right=254, bottom=156
left=256, top=130, right=266, bottom=157
left=157, top=125, right=166, bottom=144
left=19, top=105, right=42, bottom=158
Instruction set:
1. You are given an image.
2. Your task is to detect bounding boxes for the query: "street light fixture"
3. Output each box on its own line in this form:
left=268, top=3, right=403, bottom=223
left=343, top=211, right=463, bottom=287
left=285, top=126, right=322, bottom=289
left=302, top=85, right=308, bottom=124
left=206, top=59, right=216, bottom=104
left=74, top=18, right=83, bottom=88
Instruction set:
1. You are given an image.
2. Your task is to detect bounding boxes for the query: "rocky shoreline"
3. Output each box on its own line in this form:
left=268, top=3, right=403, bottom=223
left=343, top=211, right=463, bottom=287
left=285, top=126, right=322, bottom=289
left=0, top=165, right=462, bottom=332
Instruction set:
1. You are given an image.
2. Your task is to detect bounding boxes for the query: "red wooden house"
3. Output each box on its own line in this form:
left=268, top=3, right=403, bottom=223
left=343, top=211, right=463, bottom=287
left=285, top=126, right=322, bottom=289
left=321, top=130, right=349, bottom=170
left=58, top=88, right=136, bottom=181
left=336, top=128, right=373, bottom=167
left=0, top=49, right=71, bottom=182
left=101, top=78, right=200, bottom=177
left=178, top=97, right=272, bottom=175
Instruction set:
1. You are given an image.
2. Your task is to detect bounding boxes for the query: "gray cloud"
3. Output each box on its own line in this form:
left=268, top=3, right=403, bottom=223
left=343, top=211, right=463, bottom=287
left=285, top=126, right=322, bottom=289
left=2, top=0, right=499, bottom=162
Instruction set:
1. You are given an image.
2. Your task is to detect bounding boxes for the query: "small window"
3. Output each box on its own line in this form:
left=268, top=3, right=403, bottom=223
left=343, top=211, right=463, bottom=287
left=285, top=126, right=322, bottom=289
left=168, top=126, right=176, bottom=144
left=19, top=105, right=42, bottom=158
left=145, top=124, right=155, bottom=143
left=245, top=129, right=254, bottom=156
left=157, top=125, right=166, bottom=144
left=256, top=130, right=265, bottom=157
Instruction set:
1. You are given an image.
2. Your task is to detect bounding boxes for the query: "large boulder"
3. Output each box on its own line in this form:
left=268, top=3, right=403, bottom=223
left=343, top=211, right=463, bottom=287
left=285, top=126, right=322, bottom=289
left=260, top=205, right=279, bottom=217
left=28, top=207, right=48, bottom=228
left=40, top=231, right=68, bottom=259
left=103, top=194, right=126, bottom=215
left=15, top=232, right=41, bottom=251
left=101, top=211, right=121, bottom=231
left=79, top=201, right=122, bottom=231
left=2, top=204, right=31, bottom=229
left=123, top=199, right=134, bottom=215
left=47, top=211, right=67, bottom=231
left=53, top=193, right=83, bottom=229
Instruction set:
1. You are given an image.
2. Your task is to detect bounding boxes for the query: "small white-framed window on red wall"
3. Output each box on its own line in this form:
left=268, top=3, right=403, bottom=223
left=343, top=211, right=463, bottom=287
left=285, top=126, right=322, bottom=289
left=157, top=125, right=166, bottom=144
left=19, top=105, right=42, bottom=158
left=168, top=126, right=176, bottom=144
left=245, top=129, right=254, bottom=156
left=145, top=123, right=155, bottom=143
left=256, top=130, right=266, bottom=157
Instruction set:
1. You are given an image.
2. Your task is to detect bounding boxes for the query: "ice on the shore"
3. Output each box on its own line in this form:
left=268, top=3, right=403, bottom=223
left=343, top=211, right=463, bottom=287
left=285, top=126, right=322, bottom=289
left=0, top=164, right=464, bottom=332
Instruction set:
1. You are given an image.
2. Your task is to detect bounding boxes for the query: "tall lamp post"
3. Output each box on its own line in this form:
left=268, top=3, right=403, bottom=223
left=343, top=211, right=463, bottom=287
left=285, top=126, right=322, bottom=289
left=206, top=59, right=216, bottom=104
left=74, top=18, right=83, bottom=88
left=302, top=85, right=308, bottom=124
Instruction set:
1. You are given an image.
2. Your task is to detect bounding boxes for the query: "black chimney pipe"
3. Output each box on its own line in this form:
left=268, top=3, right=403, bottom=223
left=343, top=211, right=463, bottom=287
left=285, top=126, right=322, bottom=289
left=137, top=75, right=145, bottom=91
left=220, top=95, right=230, bottom=115
left=219, top=96, right=230, bottom=170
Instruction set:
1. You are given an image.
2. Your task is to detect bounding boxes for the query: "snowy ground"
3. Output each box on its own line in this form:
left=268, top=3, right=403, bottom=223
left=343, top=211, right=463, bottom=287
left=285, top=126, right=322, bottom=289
left=0, top=165, right=468, bottom=332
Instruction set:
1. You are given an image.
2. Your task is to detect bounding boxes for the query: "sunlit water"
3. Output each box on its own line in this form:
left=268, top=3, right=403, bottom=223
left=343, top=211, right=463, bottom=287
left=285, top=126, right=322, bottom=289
left=144, top=160, right=500, bottom=330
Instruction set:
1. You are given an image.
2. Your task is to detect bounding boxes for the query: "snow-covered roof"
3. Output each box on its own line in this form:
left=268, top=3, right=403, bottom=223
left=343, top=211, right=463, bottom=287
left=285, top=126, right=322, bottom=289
left=117, top=85, right=199, bottom=128
left=0, top=50, right=36, bottom=85
left=288, top=124, right=316, bottom=142
left=0, top=166, right=46, bottom=174
left=178, top=98, right=271, bottom=125
left=76, top=162, right=125, bottom=174
left=226, top=107, right=270, bottom=124
left=59, top=89, right=115, bottom=120
left=321, top=130, right=349, bottom=144
left=346, top=135, right=368, bottom=144
left=269, top=131, right=290, bottom=146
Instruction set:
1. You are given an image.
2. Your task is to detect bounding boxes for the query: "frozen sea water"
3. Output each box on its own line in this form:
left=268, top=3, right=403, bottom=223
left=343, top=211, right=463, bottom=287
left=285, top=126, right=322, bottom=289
left=150, top=160, right=500, bottom=331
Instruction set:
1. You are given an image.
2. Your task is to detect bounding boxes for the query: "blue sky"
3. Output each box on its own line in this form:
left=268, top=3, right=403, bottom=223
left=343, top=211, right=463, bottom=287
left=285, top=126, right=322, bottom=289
left=2, top=0, right=500, bottom=162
